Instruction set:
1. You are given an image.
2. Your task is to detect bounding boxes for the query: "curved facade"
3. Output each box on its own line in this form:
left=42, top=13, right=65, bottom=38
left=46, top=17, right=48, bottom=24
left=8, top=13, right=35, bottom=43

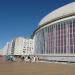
left=33, top=2, right=75, bottom=62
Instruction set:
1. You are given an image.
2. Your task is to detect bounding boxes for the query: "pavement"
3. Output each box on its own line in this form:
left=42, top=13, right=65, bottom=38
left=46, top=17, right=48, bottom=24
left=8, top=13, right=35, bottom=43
left=0, top=59, right=75, bottom=75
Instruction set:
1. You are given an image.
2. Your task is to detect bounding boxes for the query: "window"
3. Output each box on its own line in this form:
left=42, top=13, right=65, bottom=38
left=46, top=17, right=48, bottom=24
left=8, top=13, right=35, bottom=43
left=23, top=51, right=25, bottom=53
left=61, top=22, right=64, bottom=29
left=60, top=30, right=63, bottom=34
left=64, top=46, right=66, bottom=53
left=69, top=20, right=72, bottom=25
left=58, top=40, right=60, bottom=46
left=61, top=40, right=63, bottom=46
left=70, top=46, right=73, bottom=53
left=61, top=36, right=63, bottom=40
left=63, top=23, right=66, bottom=29
left=70, top=28, right=72, bottom=33
left=73, top=19, right=75, bottom=25
left=70, top=39, right=73, bottom=45
left=58, top=47, right=60, bottom=53
left=70, top=34, right=72, bottom=38
left=73, top=27, right=75, bottom=33
left=61, top=47, right=63, bottom=53
left=64, top=40, right=66, bottom=45
left=58, top=23, right=60, bottom=30
left=64, top=29, right=66, bottom=34
left=74, top=38, right=75, bottom=45
left=74, top=46, right=75, bottom=53
left=56, top=47, right=58, bottom=53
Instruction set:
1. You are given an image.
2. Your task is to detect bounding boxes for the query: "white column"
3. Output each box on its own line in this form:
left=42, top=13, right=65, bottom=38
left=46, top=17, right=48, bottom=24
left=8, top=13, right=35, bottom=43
left=60, top=22, right=61, bottom=54
left=68, top=21, right=70, bottom=54
left=57, top=24, right=58, bottom=54
left=63, top=22, right=64, bottom=54
left=53, top=24, right=56, bottom=54
left=72, top=19, right=74, bottom=54
left=66, top=22, right=68, bottom=53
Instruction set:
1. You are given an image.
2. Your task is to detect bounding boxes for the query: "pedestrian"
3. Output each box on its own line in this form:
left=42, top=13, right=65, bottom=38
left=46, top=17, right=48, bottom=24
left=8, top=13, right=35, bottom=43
left=13, top=56, right=16, bottom=61
left=10, top=56, right=13, bottom=61
left=32, top=56, right=36, bottom=63
left=35, top=56, right=39, bottom=63
left=25, top=56, right=30, bottom=63
left=21, top=56, right=24, bottom=61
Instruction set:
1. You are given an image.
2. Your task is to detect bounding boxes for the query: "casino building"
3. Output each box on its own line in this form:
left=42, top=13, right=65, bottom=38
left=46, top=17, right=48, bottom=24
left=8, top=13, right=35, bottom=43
left=32, top=2, right=75, bottom=62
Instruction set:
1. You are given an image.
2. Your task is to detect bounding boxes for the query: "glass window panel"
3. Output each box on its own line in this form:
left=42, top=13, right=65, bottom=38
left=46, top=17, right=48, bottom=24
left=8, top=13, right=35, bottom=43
left=48, top=27, right=49, bottom=33
left=56, top=40, right=58, bottom=47
left=61, top=36, right=63, bottom=40
left=73, top=27, right=75, bottom=33
left=61, top=22, right=64, bottom=29
left=70, top=39, right=73, bottom=45
left=70, top=24, right=72, bottom=28
left=70, top=34, right=72, bottom=38
left=58, top=23, right=60, bottom=30
left=58, top=40, right=60, bottom=46
left=61, top=47, right=63, bottom=53
left=73, top=23, right=75, bottom=27
left=64, top=35, right=66, bottom=38
left=64, top=46, right=66, bottom=53
left=70, top=46, right=73, bottom=53
left=74, top=38, right=75, bottom=45
left=57, top=30, right=60, bottom=34
left=68, top=33, right=69, bottom=38
left=56, top=24, right=58, bottom=30
left=74, top=46, right=75, bottom=53
left=70, top=20, right=72, bottom=25
left=61, top=40, right=63, bottom=46
left=64, top=41, right=66, bottom=46
left=56, top=47, right=58, bottom=53
left=58, top=47, right=60, bottom=53
left=60, top=30, right=63, bottom=37
left=70, top=28, right=72, bottom=33
left=64, top=29, right=66, bottom=34
left=73, top=19, right=75, bottom=25
left=73, top=34, right=75, bottom=38
left=63, top=23, right=66, bottom=29
left=57, top=36, right=60, bottom=40
left=50, top=48, right=52, bottom=53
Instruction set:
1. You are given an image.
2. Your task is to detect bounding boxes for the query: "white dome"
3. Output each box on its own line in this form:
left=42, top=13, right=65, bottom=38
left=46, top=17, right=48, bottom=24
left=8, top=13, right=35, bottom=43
left=39, top=2, right=75, bottom=25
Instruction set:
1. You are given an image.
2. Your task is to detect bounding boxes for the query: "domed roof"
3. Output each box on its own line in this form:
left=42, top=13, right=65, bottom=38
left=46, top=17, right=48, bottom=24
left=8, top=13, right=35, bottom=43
left=39, top=2, right=75, bottom=25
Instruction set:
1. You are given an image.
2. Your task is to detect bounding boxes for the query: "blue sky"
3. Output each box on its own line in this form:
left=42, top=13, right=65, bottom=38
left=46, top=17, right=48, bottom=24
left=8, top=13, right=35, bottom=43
left=0, top=0, right=74, bottom=48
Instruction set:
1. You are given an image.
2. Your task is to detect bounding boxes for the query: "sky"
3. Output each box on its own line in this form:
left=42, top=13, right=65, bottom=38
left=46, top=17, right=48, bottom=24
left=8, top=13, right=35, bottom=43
left=0, top=0, right=75, bottom=49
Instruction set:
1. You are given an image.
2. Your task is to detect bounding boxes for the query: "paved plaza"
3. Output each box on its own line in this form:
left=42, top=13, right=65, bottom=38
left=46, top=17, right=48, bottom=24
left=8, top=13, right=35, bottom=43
left=0, top=58, right=75, bottom=75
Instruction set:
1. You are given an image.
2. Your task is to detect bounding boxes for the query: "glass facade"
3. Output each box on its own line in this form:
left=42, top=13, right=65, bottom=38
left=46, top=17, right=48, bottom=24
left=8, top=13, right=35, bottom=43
left=34, top=18, right=75, bottom=54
